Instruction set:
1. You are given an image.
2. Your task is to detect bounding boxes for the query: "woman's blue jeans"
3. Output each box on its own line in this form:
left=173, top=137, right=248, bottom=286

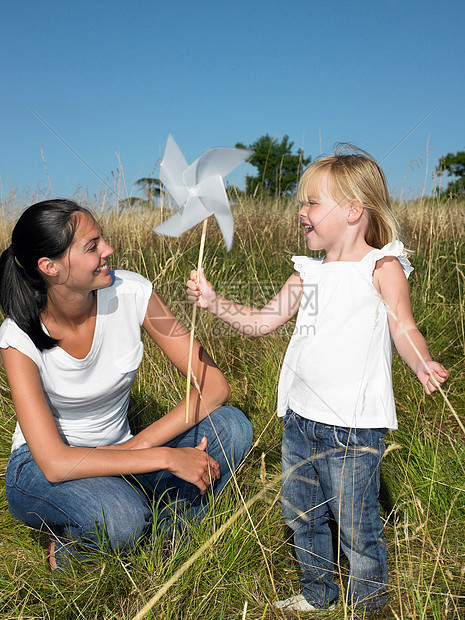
left=281, top=409, right=388, bottom=611
left=5, top=406, right=252, bottom=568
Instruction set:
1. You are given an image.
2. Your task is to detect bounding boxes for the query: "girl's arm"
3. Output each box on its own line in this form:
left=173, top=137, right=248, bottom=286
left=0, top=345, right=220, bottom=492
left=186, top=268, right=303, bottom=336
left=374, top=256, right=449, bottom=394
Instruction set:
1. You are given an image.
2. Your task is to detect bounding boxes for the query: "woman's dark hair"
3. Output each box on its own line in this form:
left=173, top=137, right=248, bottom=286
left=0, top=199, right=94, bottom=351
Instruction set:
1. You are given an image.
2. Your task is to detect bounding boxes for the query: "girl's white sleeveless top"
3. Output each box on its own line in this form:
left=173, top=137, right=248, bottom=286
left=277, top=241, right=413, bottom=430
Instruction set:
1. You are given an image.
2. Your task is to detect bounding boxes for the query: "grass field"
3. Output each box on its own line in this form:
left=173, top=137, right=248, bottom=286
left=0, top=190, right=464, bottom=619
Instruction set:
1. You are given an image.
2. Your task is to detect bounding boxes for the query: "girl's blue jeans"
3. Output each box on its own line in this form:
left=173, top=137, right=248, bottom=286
left=281, top=409, right=388, bottom=611
left=5, top=406, right=252, bottom=569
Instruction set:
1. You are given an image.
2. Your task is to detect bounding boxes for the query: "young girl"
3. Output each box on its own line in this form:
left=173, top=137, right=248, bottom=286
left=0, top=199, right=252, bottom=570
left=187, top=146, right=449, bottom=612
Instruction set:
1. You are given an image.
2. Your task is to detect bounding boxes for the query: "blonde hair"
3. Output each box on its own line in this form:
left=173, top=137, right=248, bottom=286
left=298, top=144, right=400, bottom=249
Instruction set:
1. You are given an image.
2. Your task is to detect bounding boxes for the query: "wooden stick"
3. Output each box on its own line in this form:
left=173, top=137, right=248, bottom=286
left=185, top=218, right=208, bottom=423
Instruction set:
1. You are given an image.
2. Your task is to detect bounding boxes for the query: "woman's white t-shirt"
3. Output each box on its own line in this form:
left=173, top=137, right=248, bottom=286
left=0, top=270, right=153, bottom=452
left=277, top=241, right=413, bottom=430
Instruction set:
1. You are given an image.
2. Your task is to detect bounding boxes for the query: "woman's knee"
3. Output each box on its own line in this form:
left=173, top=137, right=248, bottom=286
left=211, top=406, right=253, bottom=463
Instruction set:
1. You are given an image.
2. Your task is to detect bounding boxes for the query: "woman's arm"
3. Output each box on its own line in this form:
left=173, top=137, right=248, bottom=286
left=374, top=256, right=449, bottom=394
left=118, top=291, right=232, bottom=450
left=186, top=269, right=303, bottom=337
left=0, top=346, right=219, bottom=492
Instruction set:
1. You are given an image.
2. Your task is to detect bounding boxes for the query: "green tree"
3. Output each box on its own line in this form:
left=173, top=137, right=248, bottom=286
left=436, top=151, right=465, bottom=195
left=236, top=134, right=311, bottom=196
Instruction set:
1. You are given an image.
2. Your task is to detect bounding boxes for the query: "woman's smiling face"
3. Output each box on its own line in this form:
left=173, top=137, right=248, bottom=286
left=54, top=212, right=114, bottom=291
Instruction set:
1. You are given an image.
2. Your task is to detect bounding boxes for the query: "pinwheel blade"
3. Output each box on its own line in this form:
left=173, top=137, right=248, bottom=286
left=195, top=175, right=234, bottom=250
left=183, top=147, right=254, bottom=187
left=159, top=135, right=189, bottom=208
left=154, top=197, right=211, bottom=238
left=210, top=201, right=235, bottom=251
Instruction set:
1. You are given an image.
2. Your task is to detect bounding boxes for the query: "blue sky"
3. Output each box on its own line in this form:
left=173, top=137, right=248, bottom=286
left=1, top=0, right=464, bottom=205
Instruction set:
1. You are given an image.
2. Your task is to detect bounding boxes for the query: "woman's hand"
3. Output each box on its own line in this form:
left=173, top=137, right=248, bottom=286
left=100, top=437, right=220, bottom=493
left=165, top=436, right=220, bottom=494
left=417, top=360, right=449, bottom=395
left=186, top=268, right=216, bottom=310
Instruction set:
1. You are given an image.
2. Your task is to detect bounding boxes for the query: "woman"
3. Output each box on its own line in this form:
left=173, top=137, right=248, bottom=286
left=0, top=199, right=252, bottom=570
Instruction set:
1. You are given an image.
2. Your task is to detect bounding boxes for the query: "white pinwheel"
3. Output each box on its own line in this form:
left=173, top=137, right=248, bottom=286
left=154, top=135, right=253, bottom=250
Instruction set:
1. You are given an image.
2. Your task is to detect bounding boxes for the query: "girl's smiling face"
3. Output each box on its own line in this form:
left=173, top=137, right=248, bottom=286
left=298, top=170, right=349, bottom=251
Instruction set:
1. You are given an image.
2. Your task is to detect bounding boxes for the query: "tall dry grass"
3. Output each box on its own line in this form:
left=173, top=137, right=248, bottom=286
left=0, top=189, right=463, bottom=619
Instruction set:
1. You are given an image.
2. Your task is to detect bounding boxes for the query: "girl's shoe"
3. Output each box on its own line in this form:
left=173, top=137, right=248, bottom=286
left=273, top=594, right=336, bottom=612
left=47, top=535, right=58, bottom=571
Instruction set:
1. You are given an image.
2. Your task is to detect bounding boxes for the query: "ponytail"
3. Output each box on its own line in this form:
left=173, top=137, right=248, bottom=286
left=0, top=199, right=93, bottom=351
left=0, top=245, right=52, bottom=349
